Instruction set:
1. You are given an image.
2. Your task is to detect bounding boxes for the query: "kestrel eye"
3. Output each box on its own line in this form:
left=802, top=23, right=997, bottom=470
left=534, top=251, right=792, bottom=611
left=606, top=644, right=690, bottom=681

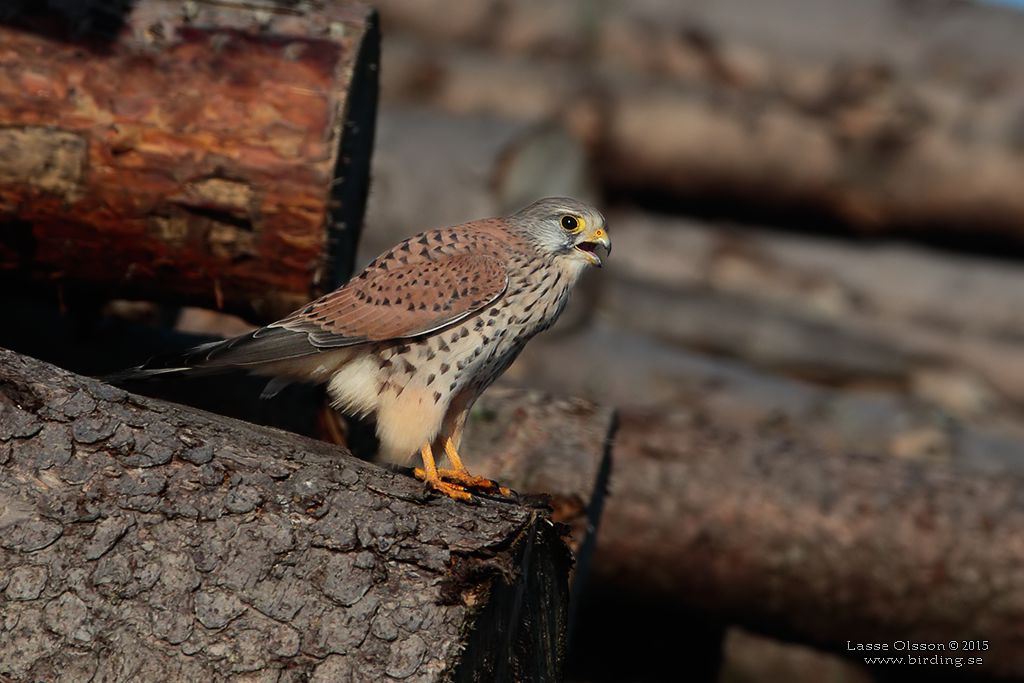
left=560, top=215, right=579, bottom=231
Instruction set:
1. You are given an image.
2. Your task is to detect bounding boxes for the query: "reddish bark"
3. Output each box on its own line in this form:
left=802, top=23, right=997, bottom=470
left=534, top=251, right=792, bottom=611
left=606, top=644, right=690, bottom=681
left=0, top=1, right=379, bottom=322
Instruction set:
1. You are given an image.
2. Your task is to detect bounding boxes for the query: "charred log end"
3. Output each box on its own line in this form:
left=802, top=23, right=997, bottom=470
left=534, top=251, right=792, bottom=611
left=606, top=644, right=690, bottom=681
left=459, top=388, right=616, bottom=650
left=449, top=515, right=572, bottom=683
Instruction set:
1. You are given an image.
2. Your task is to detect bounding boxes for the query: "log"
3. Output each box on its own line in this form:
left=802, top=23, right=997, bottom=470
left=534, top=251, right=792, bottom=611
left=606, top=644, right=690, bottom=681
left=378, top=0, right=1024, bottom=242
left=593, top=0, right=1024, bottom=240
left=719, top=629, right=872, bottom=683
left=0, top=347, right=572, bottom=682
left=512, top=311, right=1024, bottom=495
left=0, top=291, right=614, bottom=658
left=459, top=386, right=614, bottom=638
left=0, top=0, right=380, bottom=323
left=590, top=406, right=1024, bottom=678
left=605, top=210, right=1024, bottom=418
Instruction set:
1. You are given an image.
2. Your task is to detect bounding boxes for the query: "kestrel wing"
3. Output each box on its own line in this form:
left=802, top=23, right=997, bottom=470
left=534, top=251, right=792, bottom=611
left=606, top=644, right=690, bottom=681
left=269, top=252, right=509, bottom=348
left=107, top=227, right=514, bottom=378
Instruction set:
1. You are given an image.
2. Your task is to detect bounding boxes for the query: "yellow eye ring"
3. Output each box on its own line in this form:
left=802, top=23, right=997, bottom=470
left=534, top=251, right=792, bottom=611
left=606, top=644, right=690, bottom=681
left=560, top=214, right=585, bottom=232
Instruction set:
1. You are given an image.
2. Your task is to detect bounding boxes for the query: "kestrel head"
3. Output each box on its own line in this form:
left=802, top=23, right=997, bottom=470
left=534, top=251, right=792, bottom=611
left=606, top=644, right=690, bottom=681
left=510, top=197, right=611, bottom=267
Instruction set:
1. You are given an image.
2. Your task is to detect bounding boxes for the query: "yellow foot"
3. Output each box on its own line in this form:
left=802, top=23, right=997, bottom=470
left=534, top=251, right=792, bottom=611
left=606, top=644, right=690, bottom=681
left=413, top=468, right=473, bottom=502
left=437, top=469, right=512, bottom=497
left=441, top=437, right=513, bottom=496
left=414, top=443, right=473, bottom=502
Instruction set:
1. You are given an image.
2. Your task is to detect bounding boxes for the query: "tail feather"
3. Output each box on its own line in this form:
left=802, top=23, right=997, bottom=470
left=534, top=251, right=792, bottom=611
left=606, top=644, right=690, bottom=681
left=104, top=326, right=322, bottom=385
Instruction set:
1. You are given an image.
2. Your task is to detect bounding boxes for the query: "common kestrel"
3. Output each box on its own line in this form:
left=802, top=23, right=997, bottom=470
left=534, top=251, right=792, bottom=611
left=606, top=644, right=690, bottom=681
left=113, top=197, right=610, bottom=501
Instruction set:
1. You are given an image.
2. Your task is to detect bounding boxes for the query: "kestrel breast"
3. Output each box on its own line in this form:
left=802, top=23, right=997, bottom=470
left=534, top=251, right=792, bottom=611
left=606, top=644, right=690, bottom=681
left=382, top=255, right=567, bottom=403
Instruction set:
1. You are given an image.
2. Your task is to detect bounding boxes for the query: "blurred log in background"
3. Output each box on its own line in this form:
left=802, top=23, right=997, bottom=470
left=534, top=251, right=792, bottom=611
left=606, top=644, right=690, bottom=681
left=377, top=0, right=1024, bottom=242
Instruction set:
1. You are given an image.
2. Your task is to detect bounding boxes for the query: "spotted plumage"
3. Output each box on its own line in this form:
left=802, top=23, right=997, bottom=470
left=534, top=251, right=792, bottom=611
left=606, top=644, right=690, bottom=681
left=110, top=197, right=610, bottom=501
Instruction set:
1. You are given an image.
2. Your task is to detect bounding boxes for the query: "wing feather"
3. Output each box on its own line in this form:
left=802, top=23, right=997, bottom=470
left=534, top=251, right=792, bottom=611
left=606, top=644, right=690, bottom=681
left=107, top=228, right=513, bottom=381
left=269, top=252, right=509, bottom=348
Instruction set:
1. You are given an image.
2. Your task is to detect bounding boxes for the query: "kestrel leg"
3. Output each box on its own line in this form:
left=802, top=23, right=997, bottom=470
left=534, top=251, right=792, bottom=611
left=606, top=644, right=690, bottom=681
left=440, top=437, right=512, bottom=496
left=434, top=409, right=512, bottom=496
left=414, top=443, right=473, bottom=502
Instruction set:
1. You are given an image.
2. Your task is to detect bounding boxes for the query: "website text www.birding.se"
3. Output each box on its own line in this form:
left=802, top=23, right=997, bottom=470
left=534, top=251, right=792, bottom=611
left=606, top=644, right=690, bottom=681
left=848, top=641, right=987, bottom=669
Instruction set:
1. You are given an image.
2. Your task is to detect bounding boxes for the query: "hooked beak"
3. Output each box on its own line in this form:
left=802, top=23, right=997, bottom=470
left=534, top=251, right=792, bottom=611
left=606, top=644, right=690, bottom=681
left=574, top=227, right=611, bottom=267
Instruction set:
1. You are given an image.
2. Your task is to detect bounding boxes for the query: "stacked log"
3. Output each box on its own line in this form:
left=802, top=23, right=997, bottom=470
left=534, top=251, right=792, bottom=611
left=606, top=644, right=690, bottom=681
left=376, top=0, right=1024, bottom=242
left=591, top=402, right=1024, bottom=678
left=0, top=0, right=380, bottom=322
left=0, top=348, right=574, bottom=681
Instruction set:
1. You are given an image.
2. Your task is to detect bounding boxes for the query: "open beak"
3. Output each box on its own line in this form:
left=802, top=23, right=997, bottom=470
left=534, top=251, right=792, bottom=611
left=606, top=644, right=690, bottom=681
left=574, top=227, right=611, bottom=267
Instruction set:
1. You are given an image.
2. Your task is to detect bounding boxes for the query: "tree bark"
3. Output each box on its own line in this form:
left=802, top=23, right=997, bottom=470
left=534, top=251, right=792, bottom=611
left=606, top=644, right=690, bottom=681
left=0, top=0, right=379, bottom=323
left=591, top=406, right=1024, bottom=678
left=0, top=347, right=571, bottom=682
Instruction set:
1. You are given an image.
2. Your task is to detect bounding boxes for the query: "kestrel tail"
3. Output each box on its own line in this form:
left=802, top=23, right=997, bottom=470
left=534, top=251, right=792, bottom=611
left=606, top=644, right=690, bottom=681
left=109, top=197, right=610, bottom=501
